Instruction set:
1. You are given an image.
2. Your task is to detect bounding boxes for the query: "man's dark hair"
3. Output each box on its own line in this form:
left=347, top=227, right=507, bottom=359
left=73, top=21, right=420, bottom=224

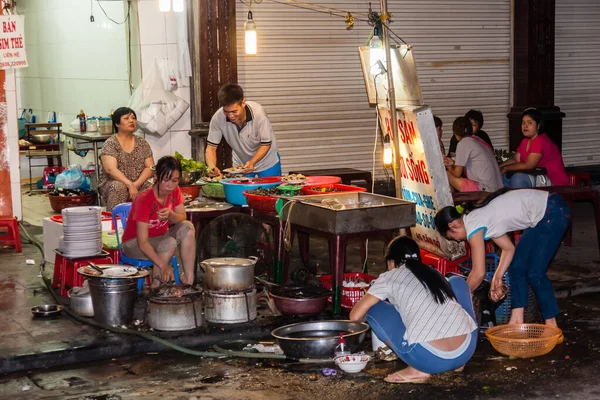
left=433, top=115, right=443, bottom=128
left=112, top=107, right=137, bottom=132
left=464, top=109, right=484, bottom=129
left=218, top=84, right=244, bottom=107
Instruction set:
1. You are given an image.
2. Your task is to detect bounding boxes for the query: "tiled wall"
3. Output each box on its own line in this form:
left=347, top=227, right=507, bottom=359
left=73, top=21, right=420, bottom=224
left=136, top=0, right=192, bottom=161
left=16, top=0, right=134, bottom=176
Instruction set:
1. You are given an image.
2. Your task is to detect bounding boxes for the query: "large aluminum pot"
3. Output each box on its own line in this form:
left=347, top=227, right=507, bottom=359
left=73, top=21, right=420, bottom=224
left=271, top=320, right=369, bottom=359
left=204, top=289, right=257, bottom=324
left=146, top=295, right=203, bottom=331
left=200, top=256, right=258, bottom=292
left=68, top=288, right=94, bottom=317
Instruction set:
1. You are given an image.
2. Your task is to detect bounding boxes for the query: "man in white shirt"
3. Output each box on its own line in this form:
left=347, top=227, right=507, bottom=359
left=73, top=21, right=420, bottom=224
left=206, top=84, right=281, bottom=177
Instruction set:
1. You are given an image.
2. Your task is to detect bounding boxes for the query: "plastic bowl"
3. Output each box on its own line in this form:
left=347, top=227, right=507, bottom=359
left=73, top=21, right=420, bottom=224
left=221, top=177, right=282, bottom=206
left=485, top=323, right=562, bottom=358
left=334, top=354, right=371, bottom=373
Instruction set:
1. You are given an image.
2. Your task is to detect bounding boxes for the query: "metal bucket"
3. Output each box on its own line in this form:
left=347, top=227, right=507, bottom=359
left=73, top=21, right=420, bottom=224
left=204, top=289, right=257, bottom=324
left=88, top=278, right=137, bottom=326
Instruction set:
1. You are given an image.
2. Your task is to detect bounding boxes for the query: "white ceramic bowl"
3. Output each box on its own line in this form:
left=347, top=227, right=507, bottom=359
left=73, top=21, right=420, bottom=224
left=334, top=354, right=371, bottom=373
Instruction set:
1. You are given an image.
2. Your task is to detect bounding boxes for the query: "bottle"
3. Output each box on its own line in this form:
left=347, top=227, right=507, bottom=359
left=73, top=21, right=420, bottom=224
left=78, top=110, right=87, bottom=133
left=334, top=333, right=351, bottom=358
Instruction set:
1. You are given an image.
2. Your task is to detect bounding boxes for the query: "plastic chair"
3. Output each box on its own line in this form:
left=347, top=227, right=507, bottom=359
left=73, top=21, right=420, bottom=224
left=111, top=203, right=181, bottom=292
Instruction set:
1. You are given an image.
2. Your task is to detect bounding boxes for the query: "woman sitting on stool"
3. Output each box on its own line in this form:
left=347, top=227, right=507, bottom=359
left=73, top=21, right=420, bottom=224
left=98, top=107, right=155, bottom=211
left=120, top=156, right=196, bottom=286
left=350, top=236, right=477, bottom=384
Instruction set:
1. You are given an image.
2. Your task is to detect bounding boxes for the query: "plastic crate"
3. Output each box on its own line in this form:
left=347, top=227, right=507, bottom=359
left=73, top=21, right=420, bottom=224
left=420, top=249, right=471, bottom=276
left=318, top=273, right=377, bottom=309
left=460, top=254, right=538, bottom=324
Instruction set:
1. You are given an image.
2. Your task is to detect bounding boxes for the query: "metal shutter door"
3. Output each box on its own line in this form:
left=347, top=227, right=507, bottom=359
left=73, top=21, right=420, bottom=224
left=236, top=0, right=510, bottom=178
left=555, top=0, right=600, bottom=167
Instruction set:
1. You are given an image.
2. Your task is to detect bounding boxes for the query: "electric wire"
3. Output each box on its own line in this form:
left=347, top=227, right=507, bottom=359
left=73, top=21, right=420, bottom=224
left=96, top=0, right=130, bottom=25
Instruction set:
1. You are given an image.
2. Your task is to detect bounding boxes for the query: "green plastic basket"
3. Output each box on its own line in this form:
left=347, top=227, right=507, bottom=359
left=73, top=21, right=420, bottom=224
left=202, top=183, right=226, bottom=199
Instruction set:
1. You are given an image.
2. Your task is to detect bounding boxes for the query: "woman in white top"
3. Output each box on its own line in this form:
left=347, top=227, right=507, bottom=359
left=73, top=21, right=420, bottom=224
left=435, top=188, right=571, bottom=334
left=350, top=236, right=477, bottom=384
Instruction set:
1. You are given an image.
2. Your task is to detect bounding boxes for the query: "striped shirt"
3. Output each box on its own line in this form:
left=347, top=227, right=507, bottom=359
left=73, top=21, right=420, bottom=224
left=368, top=266, right=477, bottom=345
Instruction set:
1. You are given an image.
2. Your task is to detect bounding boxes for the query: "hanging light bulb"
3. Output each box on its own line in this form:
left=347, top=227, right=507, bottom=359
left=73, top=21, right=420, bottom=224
left=159, top=0, right=171, bottom=12
left=245, top=11, right=257, bottom=55
left=383, top=135, right=393, bottom=166
left=173, top=0, right=184, bottom=13
left=370, top=26, right=385, bottom=68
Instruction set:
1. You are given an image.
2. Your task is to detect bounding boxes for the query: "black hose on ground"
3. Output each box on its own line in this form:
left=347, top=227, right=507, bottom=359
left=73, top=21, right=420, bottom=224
left=18, top=221, right=311, bottom=361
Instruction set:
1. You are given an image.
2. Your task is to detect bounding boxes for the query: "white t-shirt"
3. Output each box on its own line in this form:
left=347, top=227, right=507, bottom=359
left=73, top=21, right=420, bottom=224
left=464, top=189, right=549, bottom=240
left=455, top=136, right=503, bottom=192
left=207, top=101, right=279, bottom=172
left=367, top=266, right=477, bottom=345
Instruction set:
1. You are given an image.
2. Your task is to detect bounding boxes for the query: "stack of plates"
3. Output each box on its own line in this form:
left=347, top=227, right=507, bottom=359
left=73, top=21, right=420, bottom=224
left=59, top=206, right=103, bottom=258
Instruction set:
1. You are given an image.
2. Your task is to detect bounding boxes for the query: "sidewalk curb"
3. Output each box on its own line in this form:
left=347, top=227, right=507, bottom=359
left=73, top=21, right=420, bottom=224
left=0, top=323, right=273, bottom=375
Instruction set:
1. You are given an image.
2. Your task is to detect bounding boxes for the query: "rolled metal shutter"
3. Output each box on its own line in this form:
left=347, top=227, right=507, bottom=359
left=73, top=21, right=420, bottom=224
left=555, top=0, right=600, bottom=167
left=236, top=0, right=510, bottom=178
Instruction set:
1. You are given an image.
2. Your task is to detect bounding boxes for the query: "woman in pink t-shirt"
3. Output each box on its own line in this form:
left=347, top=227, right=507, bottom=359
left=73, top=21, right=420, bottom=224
left=121, top=156, right=196, bottom=286
left=500, top=108, right=569, bottom=188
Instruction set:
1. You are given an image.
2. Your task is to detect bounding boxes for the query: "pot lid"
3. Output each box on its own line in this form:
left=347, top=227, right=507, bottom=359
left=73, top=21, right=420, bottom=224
left=202, top=257, right=257, bottom=267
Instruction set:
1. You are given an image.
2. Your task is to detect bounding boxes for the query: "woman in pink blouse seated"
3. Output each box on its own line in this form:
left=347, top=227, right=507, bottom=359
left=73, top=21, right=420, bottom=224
left=500, top=108, right=568, bottom=188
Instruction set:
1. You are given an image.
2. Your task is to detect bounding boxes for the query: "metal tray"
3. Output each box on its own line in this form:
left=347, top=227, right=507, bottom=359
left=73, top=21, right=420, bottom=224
left=280, top=192, right=416, bottom=235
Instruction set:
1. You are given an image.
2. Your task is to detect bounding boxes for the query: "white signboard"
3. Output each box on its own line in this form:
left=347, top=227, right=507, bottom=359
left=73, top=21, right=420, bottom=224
left=378, top=105, right=466, bottom=260
left=358, top=45, right=423, bottom=108
left=0, top=15, right=27, bottom=70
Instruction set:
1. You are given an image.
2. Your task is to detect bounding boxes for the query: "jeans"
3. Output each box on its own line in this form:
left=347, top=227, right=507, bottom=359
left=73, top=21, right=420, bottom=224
left=248, top=153, right=282, bottom=178
left=365, top=276, right=477, bottom=374
left=503, top=172, right=551, bottom=188
left=508, top=194, right=571, bottom=319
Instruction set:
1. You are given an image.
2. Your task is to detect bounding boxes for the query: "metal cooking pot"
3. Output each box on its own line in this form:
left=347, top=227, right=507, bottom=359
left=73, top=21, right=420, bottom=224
left=68, top=288, right=94, bottom=317
left=200, top=256, right=258, bottom=292
left=146, top=295, right=203, bottom=331
left=272, top=320, right=369, bottom=359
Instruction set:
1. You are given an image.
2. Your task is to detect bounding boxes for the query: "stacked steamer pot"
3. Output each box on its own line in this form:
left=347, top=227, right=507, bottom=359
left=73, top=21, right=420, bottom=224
left=201, top=256, right=258, bottom=323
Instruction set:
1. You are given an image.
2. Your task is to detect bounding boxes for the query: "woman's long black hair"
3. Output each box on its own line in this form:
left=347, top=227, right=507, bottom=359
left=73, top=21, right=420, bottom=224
left=386, top=236, right=456, bottom=304
left=435, top=187, right=512, bottom=237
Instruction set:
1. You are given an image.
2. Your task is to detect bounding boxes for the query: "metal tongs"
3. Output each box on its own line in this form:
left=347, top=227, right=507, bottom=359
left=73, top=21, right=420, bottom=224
left=87, top=262, right=104, bottom=275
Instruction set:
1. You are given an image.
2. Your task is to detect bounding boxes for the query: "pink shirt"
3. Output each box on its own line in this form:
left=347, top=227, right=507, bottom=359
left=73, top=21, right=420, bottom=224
left=517, top=134, right=569, bottom=186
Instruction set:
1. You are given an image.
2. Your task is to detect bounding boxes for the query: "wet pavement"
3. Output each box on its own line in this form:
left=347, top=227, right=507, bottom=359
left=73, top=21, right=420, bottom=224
left=1, top=192, right=600, bottom=398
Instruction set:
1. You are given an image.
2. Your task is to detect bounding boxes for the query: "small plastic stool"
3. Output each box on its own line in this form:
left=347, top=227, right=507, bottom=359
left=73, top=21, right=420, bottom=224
left=53, top=251, right=113, bottom=296
left=0, top=217, right=22, bottom=253
left=420, top=248, right=471, bottom=276
left=568, top=172, right=592, bottom=188
left=102, top=247, right=120, bottom=265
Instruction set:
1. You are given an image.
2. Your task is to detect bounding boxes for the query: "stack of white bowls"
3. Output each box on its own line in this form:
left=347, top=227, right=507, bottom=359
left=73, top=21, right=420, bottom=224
left=59, top=206, right=103, bottom=258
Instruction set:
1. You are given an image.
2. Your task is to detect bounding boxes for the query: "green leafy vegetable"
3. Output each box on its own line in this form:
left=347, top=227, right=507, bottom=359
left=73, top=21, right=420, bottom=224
left=174, top=151, right=207, bottom=173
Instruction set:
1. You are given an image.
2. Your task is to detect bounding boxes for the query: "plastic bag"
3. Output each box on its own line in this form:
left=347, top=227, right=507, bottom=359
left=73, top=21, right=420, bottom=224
left=127, top=60, right=189, bottom=136
left=55, top=165, right=86, bottom=190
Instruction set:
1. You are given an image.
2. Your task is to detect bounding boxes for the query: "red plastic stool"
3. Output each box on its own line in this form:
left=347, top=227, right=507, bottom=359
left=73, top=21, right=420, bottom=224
left=568, top=172, right=592, bottom=188
left=53, top=252, right=113, bottom=296
left=0, top=217, right=22, bottom=253
left=102, top=247, right=120, bottom=265
left=420, top=249, right=471, bottom=276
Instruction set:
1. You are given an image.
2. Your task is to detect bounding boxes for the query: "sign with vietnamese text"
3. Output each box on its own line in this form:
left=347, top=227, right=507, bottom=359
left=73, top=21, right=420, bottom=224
left=0, top=15, right=27, bottom=70
left=378, top=105, right=465, bottom=260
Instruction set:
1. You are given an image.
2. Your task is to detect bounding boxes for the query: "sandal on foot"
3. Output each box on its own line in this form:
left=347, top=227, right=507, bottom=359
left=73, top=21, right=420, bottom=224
left=383, top=371, right=429, bottom=384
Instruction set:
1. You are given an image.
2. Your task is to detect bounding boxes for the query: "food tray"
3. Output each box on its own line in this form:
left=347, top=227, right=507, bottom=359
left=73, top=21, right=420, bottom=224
left=301, top=183, right=367, bottom=195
